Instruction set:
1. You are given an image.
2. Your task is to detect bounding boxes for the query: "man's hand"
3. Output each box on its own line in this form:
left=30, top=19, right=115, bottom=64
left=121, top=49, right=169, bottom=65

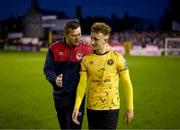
left=72, top=108, right=80, bottom=125
left=56, top=74, right=63, bottom=87
left=124, top=109, right=134, bottom=123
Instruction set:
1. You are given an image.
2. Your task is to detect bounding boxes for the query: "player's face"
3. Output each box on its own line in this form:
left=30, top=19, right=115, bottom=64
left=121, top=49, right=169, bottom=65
left=91, top=32, right=107, bottom=52
left=65, top=27, right=81, bottom=46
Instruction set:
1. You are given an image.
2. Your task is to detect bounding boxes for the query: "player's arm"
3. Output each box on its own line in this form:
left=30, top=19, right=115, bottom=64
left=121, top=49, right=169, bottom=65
left=75, top=71, right=87, bottom=109
left=117, top=55, right=134, bottom=123
left=119, top=69, right=134, bottom=123
left=120, top=70, right=133, bottom=110
left=43, top=49, right=57, bottom=87
left=72, top=58, right=88, bottom=125
left=72, top=71, right=87, bottom=125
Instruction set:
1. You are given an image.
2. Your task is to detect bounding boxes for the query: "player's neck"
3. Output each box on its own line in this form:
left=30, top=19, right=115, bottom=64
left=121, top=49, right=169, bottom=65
left=95, top=44, right=110, bottom=54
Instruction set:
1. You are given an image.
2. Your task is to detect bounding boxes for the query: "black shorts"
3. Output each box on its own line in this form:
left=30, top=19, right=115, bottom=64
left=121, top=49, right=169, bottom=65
left=87, top=108, right=119, bottom=130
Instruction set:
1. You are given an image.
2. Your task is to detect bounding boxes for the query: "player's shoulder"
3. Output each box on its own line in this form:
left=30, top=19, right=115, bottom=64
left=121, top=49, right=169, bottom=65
left=81, top=52, right=93, bottom=62
left=80, top=40, right=92, bottom=47
left=79, top=40, right=93, bottom=54
left=83, top=52, right=92, bottom=59
left=49, top=40, right=64, bottom=49
left=110, top=49, right=123, bottom=58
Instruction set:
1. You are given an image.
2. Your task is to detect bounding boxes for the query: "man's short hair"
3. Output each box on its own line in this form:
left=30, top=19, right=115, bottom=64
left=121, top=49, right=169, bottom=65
left=64, top=20, right=80, bottom=34
left=91, top=22, right=111, bottom=36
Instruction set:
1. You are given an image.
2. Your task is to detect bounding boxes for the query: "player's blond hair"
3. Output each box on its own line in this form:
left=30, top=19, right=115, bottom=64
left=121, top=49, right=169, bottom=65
left=91, top=22, right=111, bottom=36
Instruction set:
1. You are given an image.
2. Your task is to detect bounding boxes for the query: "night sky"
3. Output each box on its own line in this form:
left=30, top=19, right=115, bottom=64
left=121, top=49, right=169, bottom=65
left=0, top=0, right=169, bottom=20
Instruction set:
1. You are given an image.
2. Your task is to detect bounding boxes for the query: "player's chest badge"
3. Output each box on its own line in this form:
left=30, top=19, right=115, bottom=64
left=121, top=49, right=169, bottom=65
left=76, top=53, right=83, bottom=60
left=58, top=51, right=64, bottom=56
left=107, top=59, right=114, bottom=65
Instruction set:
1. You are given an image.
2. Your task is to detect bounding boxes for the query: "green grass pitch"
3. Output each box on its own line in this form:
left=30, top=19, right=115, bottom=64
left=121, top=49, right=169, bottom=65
left=0, top=51, right=180, bottom=129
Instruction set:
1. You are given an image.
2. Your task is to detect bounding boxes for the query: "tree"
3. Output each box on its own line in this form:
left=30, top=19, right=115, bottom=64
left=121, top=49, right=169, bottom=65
left=160, top=0, right=180, bottom=30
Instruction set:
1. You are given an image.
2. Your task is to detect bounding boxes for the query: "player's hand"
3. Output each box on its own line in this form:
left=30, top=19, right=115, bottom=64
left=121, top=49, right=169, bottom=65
left=56, top=74, right=63, bottom=87
left=72, top=108, right=80, bottom=125
left=124, top=109, right=134, bottom=123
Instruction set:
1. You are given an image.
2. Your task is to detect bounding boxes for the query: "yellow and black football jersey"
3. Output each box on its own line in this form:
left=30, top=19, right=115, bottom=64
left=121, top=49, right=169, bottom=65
left=79, top=50, right=129, bottom=110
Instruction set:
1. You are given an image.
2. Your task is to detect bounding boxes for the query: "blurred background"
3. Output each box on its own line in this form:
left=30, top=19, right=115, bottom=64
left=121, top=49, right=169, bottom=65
left=0, top=0, right=179, bottom=54
left=0, top=0, right=180, bottom=129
